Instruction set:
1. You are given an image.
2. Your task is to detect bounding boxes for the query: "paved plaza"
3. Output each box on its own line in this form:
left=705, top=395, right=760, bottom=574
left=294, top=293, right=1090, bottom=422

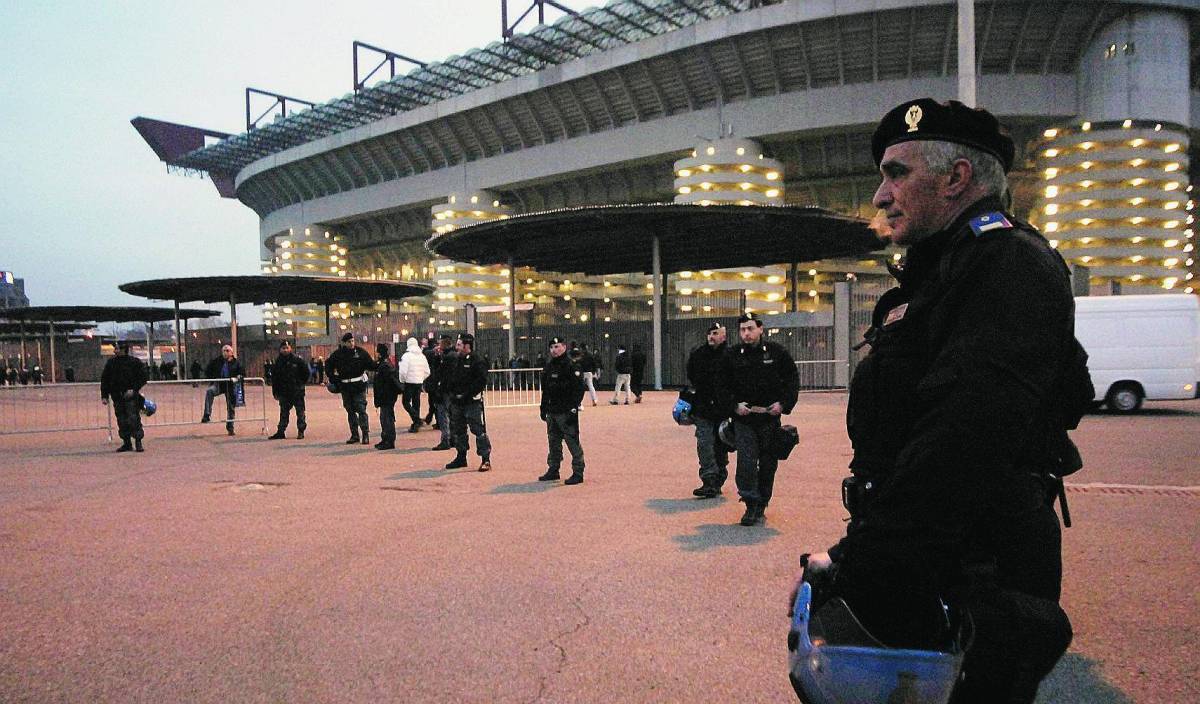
left=1, top=391, right=1198, bottom=702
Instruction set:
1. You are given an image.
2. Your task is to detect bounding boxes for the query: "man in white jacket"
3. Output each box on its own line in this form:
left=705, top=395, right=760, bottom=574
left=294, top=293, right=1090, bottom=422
left=397, top=337, right=432, bottom=433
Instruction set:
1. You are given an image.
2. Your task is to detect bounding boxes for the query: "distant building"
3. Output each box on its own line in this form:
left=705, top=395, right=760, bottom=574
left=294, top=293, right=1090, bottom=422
left=0, top=271, right=29, bottom=309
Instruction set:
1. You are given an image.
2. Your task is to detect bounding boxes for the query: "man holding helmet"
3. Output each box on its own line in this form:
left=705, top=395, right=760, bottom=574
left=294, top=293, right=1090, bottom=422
left=792, top=99, right=1082, bottom=703
left=100, top=340, right=148, bottom=452
left=686, top=322, right=729, bottom=498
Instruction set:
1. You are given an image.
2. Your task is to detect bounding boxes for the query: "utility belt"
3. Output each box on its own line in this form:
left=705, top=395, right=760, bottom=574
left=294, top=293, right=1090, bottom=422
left=339, top=373, right=369, bottom=385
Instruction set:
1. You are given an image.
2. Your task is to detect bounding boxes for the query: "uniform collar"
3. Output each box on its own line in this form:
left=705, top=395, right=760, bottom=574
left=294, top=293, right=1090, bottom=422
left=896, top=196, right=1006, bottom=286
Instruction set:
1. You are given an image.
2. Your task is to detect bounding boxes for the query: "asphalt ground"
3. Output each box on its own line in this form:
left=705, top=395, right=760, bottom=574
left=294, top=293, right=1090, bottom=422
left=1, top=390, right=1197, bottom=703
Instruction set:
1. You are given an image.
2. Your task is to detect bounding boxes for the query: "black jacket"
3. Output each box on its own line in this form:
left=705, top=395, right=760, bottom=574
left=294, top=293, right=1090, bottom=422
left=204, top=356, right=244, bottom=393
left=613, top=350, right=632, bottom=374
left=100, top=355, right=147, bottom=400
left=540, top=353, right=585, bottom=415
left=829, top=197, right=1078, bottom=591
left=372, top=359, right=402, bottom=407
left=271, top=353, right=309, bottom=398
left=630, top=350, right=647, bottom=380
left=719, top=339, right=799, bottom=423
left=326, top=345, right=376, bottom=389
left=686, top=341, right=728, bottom=420
left=443, top=351, right=489, bottom=403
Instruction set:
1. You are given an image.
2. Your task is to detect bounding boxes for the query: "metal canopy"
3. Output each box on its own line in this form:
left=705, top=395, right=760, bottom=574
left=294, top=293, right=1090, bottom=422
left=118, top=275, right=434, bottom=306
left=0, top=321, right=94, bottom=334
left=0, top=306, right=220, bottom=324
left=425, top=203, right=882, bottom=274
left=164, top=0, right=745, bottom=175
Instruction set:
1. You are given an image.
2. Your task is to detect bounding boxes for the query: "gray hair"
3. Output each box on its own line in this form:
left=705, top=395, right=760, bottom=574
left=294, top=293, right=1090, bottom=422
left=915, top=141, right=1010, bottom=205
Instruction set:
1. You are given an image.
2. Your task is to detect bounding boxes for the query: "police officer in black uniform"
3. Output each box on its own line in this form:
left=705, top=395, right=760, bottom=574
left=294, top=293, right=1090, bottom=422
left=719, top=313, right=799, bottom=526
left=687, top=322, right=730, bottom=498
left=443, top=333, right=492, bottom=472
left=537, top=337, right=587, bottom=485
left=796, top=99, right=1083, bottom=704
left=268, top=340, right=309, bottom=440
left=100, top=340, right=148, bottom=452
left=326, top=332, right=376, bottom=445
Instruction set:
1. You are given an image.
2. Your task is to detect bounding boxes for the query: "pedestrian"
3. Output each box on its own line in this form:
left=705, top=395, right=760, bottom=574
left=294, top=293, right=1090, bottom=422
left=577, top=344, right=599, bottom=407
left=630, top=344, right=647, bottom=402
left=326, top=333, right=375, bottom=445
left=189, top=360, right=203, bottom=381
left=201, top=344, right=244, bottom=436
left=314, top=356, right=325, bottom=384
left=719, top=312, right=799, bottom=526
left=421, top=338, right=439, bottom=425
left=267, top=340, right=308, bottom=440
left=792, top=99, right=1084, bottom=704
left=31, top=364, right=43, bottom=385
left=427, top=334, right=454, bottom=449
left=687, top=322, right=730, bottom=498
left=397, top=337, right=431, bottom=433
left=372, top=342, right=401, bottom=450
left=537, top=337, right=587, bottom=484
left=100, top=340, right=148, bottom=452
left=609, top=345, right=632, bottom=404
left=442, top=333, right=491, bottom=471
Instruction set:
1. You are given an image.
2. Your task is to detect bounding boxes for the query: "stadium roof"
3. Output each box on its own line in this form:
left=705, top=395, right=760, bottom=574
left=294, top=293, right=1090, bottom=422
left=119, top=275, right=434, bottom=306
left=161, top=0, right=756, bottom=176
left=426, top=202, right=881, bottom=274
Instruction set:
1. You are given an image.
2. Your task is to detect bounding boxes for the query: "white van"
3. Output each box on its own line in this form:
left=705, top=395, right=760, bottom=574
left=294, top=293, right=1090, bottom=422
left=1074, top=294, right=1200, bottom=412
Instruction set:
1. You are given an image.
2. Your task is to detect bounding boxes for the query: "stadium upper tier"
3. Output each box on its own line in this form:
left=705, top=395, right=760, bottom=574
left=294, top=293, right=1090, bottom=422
left=140, top=0, right=1200, bottom=293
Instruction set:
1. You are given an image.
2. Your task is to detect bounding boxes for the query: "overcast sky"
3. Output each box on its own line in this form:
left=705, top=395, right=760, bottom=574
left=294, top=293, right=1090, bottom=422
left=0, top=0, right=593, bottom=322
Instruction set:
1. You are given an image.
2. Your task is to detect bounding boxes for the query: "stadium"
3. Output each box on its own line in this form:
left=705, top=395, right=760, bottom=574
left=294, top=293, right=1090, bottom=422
left=134, top=0, right=1200, bottom=384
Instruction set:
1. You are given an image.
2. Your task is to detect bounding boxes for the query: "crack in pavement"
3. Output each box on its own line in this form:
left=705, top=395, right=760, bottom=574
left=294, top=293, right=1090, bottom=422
left=526, top=571, right=600, bottom=704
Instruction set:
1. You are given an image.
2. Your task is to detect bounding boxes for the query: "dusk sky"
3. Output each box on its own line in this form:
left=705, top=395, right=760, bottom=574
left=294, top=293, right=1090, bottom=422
left=1, top=1, right=592, bottom=323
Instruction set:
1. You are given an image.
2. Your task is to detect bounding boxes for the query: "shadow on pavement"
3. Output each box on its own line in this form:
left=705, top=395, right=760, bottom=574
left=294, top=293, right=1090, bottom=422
left=489, top=481, right=558, bottom=494
left=672, top=523, right=780, bottom=552
left=1035, top=653, right=1134, bottom=703
left=387, top=469, right=450, bottom=480
left=645, top=497, right=728, bottom=514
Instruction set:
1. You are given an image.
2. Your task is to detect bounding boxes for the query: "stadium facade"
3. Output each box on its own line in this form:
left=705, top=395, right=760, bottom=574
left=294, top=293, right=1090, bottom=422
left=136, top=0, right=1200, bottom=381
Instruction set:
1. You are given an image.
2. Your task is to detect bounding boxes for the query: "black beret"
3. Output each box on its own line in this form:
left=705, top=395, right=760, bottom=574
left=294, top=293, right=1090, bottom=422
left=706, top=322, right=725, bottom=333
left=458, top=333, right=474, bottom=346
left=871, top=98, right=1015, bottom=173
left=548, top=336, right=566, bottom=347
left=737, top=312, right=761, bottom=326
left=340, top=332, right=354, bottom=342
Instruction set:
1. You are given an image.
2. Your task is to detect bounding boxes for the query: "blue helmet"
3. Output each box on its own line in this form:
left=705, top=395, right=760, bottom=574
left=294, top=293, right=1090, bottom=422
left=672, top=398, right=694, bottom=425
left=141, top=398, right=157, bottom=417
left=788, top=582, right=964, bottom=704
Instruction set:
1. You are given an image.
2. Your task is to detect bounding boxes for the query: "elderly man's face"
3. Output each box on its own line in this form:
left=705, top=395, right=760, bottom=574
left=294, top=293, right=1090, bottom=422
left=549, top=341, right=567, bottom=358
left=221, top=345, right=234, bottom=359
left=872, top=141, right=954, bottom=246
left=706, top=326, right=726, bottom=347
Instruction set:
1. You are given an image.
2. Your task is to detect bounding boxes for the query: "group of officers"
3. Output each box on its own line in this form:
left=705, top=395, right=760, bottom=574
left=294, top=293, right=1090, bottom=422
left=94, top=98, right=1088, bottom=702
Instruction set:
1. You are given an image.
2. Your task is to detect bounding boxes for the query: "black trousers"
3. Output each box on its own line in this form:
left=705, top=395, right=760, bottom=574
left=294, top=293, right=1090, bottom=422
left=450, top=400, right=490, bottom=459
left=276, top=393, right=306, bottom=434
left=378, top=403, right=396, bottom=443
left=546, top=411, right=584, bottom=474
left=401, top=383, right=422, bottom=426
left=111, top=394, right=144, bottom=442
left=732, top=418, right=779, bottom=508
left=340, top=386, right=369, bottom=438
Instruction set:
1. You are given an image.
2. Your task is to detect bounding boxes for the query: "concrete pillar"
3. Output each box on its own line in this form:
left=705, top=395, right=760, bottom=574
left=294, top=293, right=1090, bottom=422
left=957, top=0, right=976, bottom=107
left=48, top=321, right=56, bottom=383
left=229, top=293, right=239, bottom=358
left=507, top=259, right=516, bottom=360
left=1070, top=264, right=1091, bottom=297
left=651, top=235, right=663, bottom=391
left=834, top=281, right=852, bottom=388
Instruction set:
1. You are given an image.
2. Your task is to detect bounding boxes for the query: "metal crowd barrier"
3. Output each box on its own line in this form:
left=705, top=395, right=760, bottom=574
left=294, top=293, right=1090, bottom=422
left=0, top=378, right=268, bottom=441
left=484, top=368, right=543, bottom=408
left=795, top=360, right=847, bottom=392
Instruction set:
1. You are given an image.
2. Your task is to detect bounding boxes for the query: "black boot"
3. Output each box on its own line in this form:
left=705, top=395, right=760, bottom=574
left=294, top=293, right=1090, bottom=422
left=739, top=502, right=761, bottom=526
left=445, top=454, right=468, bottom=469
left=268, top=431, right=286, bottom=440
left=431, top=442, right=452, bottom=451
left=563, top=472, right=584, bottom=485
left=694, top=481, right=720, bottom=499
left=297, top=430, right=305, bottom=439
left=134, top=440, right=144, bottom=453
left=345, top=436, right=360, bottom=444
left=538, top=469, right=560, bottom=481
left=116, top=441, right=133, bottom=453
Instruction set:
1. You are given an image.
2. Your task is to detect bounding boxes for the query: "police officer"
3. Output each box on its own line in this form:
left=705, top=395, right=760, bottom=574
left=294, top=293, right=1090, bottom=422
left=373, top=342, right=401, bottom=450
left=687, top=322, right=729, bottom=498
left=443, top=333, right=491, bottom=471
left=101, top=340, right=148, bottom=452
left=326, top=332, right=376, bottom=445
left=720, top=313, right=799, bottom=526
left=538, top=337, right=586, bottom=485
left=268, top=340, right=309, bottom=440
left=796, top=99, right=1080, bottom=704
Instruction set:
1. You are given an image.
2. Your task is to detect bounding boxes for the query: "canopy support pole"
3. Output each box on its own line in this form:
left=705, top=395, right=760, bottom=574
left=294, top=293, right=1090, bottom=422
left=957, top=0, right=976, bottom=106
left=652, top=235, right=663, bottom=391
left=48, top=321, right=56, bottom=383
left=173, top=300, right=182, bottom=380
left=19, top=321, right=26, bottom=367
left=507, top=258, right=516, bottom=360
left=145, top=322, right=154, bottom=375
left=325, top=304, right=331, bottom=337
left=789, top=262, right=800, bottom=313
left=182, top=317, right=189, bottom=377
left=229, top=293, right=238, bottom=358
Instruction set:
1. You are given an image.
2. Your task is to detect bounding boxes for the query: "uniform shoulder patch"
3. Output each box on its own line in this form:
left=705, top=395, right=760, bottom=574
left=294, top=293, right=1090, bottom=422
left=969, top=212, right=1013, bottom=236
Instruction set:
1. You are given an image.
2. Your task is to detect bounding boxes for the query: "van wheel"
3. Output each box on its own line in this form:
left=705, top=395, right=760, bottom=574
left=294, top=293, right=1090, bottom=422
left=1105, top=384, right=1143, bottom=413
